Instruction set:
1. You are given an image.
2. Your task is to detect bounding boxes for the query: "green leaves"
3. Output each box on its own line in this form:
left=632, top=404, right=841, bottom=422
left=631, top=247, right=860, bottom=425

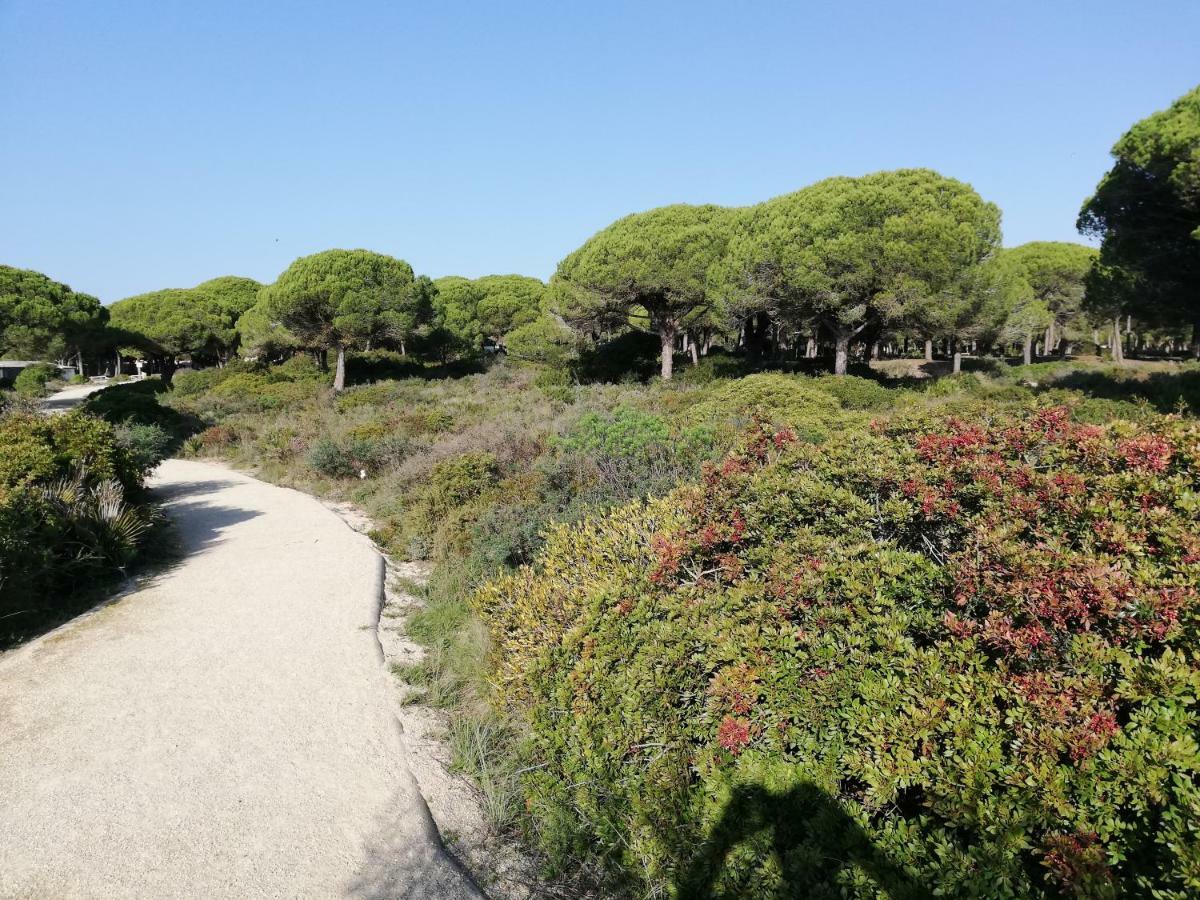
left=1079, top=85, right=1200, bottom=330
left=0, top=264, right=107, bottom=360
left=479, top=407, right=1200, bottom=897
left=258, top=248, right=417, bottom=351
left=554, top=204, right=733, bottom=378
left=108, top=287, right=227, bottom=360
left=723, top=170, right=1002, bottom=348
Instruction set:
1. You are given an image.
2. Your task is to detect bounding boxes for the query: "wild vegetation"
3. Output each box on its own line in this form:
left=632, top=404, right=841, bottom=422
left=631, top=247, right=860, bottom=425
left=1, top=82, right=1197, bottom=896
left=0, top=389, right=173, bottom=646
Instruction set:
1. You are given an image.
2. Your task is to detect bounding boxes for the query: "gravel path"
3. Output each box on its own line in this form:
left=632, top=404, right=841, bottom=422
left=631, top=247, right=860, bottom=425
left=0, top=459, right=482, bottom=899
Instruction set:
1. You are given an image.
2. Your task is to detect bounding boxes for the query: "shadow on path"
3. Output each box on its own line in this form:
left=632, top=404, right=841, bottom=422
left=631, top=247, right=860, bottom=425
left=1, top=477, right=259, bottom=650
left=675, top=783, right=921, bottom=900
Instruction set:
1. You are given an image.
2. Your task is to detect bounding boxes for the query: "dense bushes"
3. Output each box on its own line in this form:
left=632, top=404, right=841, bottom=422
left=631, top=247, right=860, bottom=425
left=82, top=379, right=199, bottom=451
left=146, top=351, right=1200, bottom=894
left=478, top=406, right=1200, bottom=897
left=13, top=362, right=58, bottom=396
left=0, top=410, right=164, bottom=645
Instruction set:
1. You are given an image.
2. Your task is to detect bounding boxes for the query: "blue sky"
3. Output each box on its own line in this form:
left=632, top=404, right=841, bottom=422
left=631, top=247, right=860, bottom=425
left=2, top=1, right=1197, bottom=303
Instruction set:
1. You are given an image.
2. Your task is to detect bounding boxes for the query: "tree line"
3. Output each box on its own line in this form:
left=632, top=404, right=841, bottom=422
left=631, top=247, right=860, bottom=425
left=3, top=83, right=1195, bottom=386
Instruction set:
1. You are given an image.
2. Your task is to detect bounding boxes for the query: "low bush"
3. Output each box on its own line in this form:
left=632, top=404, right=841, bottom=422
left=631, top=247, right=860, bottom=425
left=678, top=350, right=751, bottom=385
left=171, top=364, right=243, bottom=397
left=479, top=407, right=1200, bottom=898
left=0, top=410, right=161, bottom=645
left=13, top=363, right=58, bottom=397
left=112, top=421, right=172, bottom=475
left=346, top=349, right=427, bottom=384
left=685, top=373, right=845, bottom=444
left=306, top=437, right=357, bottom=478
left=1052, top=367, right=1200, bottom=415
left=82, top=380, right=200, bottom=450
left=812, top=373, right=895, bottom=409
left=0, top=410, right=142, bottom=491
left=576, top=331, right=662, bottom=383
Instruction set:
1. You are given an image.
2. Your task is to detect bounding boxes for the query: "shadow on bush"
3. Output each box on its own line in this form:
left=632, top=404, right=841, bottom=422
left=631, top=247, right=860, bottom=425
left=575, top=332, right=662, bottom=383
left=82, top=380, right=204, bottom=452
left=676, top=783, right=920, bottom=900
left=1049, top=368, right=1200, bottom=414
left=345, top=350, right=487, bottom=386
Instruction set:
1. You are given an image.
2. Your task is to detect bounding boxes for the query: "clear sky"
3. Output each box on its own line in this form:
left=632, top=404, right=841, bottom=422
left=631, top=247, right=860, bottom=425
left=2, top=1, right=1198, bottom=303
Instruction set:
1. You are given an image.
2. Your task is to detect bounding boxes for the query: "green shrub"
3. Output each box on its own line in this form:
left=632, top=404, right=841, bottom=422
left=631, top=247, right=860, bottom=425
left=812, top=374, right=894, bottom=409
left=678, top=351, right=752, bottom=385
left=478, top=408, right=1200, bottom=898
left=254, top=425, right=302, bottom=461
left=922, top=371, right=987, bottom=396
left=306, top=437, right=356, bottom=478
left=83, top=380, right=200, bottom=449
left=685, top=373, right=844, bottom=443
left=171, top=366, right=238, bottom=397
left=961, top=355, right=1010, bottom=377
left=113, top=422, right=172, bottom=475
left=69, top=374, right=89, bottom=385
left=533, top=366, right=575, bottom=403
left=576, top=331, right=662, bottom=383
left=1052, top=367, right=1200, bottom=415
left=0, top=411, right=141, bottom=491
left=505, top=317, right=578, bottom=368
left=13, top=363, right=58, bottom=396
left=0, top=409, right=160, bottom=645
left=346, top=350, right=426, bottom=384
left=337, top=382, right=405, bottom=410
left=399, top=452, right=500, bottom=556
left=273, top=353, right=328, bottom=382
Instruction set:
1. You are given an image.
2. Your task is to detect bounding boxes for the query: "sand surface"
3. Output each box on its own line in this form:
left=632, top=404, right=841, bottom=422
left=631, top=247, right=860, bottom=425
left=0, top=459, right=481, bottom=899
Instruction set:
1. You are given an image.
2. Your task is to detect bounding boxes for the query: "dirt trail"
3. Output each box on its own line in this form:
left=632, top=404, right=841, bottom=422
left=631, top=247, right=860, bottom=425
left=0, top=459, right=481, bottom=899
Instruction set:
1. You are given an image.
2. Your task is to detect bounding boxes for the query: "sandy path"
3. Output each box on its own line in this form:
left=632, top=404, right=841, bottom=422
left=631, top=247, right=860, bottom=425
left=0, top=459, right=481, bottom=899
left=40, top=381, right=113, bottom=413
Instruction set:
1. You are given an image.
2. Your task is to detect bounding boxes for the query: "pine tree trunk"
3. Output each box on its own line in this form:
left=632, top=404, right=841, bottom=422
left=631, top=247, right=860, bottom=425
left=1023, top=333, right=1033, bottom=366
left=834, top=333, right=850, bottom=376
left=924, top=338, right=933, bottom=362
left=334, top=346, right=347, bottom=391
left=1111, top=318, right=1125, bottom=366
left=659, top=324, right=676, bottom=380
left=689, top=338, right=700, bottom=367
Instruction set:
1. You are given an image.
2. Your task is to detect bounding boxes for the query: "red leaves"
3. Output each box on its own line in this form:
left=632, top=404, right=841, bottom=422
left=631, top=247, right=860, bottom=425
left=914, top=420, right=988, bottom=464
left=1119, top=434, right=1174, bottom=472
left=649, top=534, right=685, bottom=584
left=1031, top=405, right=1072, bottom=440
left=716, top=716, right=752, bottom=754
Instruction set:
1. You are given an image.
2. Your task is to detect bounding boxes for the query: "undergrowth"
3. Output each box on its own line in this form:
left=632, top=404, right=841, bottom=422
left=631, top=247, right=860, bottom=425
left=146, top=351, right=1200, bottom=893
